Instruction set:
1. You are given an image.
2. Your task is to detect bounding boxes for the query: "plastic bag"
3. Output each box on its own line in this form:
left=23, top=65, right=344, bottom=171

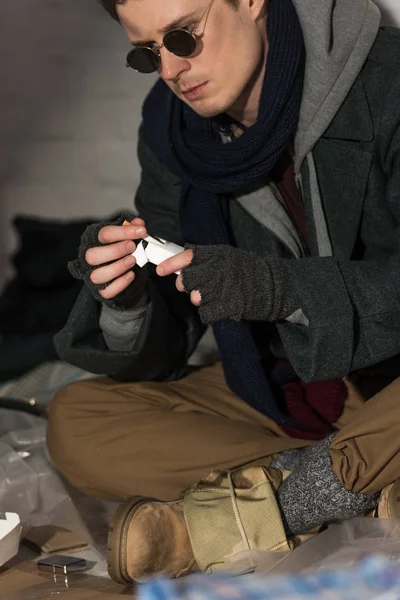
left=249, top=518, right=400, bottom=576
left=220, top=518, right=400, bottom=576
left=0, top=360, right=95, bottom=410
left=0, top=409, right=100, bottom=558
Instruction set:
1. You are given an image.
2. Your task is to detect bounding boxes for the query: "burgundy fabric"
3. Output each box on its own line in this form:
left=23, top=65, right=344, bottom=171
left=271, top=150, right=309, bottom=248
left=269, top=158, right=347, bottom=440
left=280, top=379, right=348, bottom=440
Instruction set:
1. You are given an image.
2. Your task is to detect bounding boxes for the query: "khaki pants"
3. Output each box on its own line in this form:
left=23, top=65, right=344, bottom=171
left=47, top=363, right=400, bottom=501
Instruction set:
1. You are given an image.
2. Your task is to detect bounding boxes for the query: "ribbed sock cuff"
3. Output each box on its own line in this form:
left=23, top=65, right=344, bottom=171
left=276, top=434, right=379, bottom=535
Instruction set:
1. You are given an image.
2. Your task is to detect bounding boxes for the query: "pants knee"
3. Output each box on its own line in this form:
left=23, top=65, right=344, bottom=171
left=47, top=382, right=95, bottom=493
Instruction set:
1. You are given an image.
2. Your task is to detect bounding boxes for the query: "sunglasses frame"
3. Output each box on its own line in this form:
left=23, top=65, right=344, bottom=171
left=126, top=0, right=216, bottom=74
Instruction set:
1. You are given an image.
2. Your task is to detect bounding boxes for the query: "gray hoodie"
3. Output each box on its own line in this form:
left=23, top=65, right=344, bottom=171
left=238, top=0, right=381, bottom=258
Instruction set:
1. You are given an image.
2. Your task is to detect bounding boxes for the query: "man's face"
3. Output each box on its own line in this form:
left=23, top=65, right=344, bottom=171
left=117, top=0, right=267, bottom=121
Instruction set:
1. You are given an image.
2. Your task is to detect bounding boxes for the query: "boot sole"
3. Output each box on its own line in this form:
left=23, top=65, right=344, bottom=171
left=107, top=495, right=158, bottom=585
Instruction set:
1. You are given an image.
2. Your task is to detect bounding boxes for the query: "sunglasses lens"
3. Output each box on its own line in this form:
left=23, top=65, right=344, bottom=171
left=164, top=30, right=197, bottom=57
left=126, top=48, right=159, bottom=73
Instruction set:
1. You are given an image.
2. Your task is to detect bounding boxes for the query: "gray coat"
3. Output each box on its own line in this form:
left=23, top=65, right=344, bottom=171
left=55, top=28, right=400, bottom=389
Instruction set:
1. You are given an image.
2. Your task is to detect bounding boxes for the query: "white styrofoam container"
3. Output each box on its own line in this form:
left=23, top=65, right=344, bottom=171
left=0, top=513, right=21, bottom=567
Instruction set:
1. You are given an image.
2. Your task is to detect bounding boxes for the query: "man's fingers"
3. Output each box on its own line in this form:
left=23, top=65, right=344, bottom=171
left=157, top=249, right=193, bottom=276
left=99, top=271, right=135, bottom=300
left=130, top=217, right=146, bottom=227
left=190, top=290, right=202, bottom=306
left=175, top=274, right=201, bottom=305
left=86, top=240, right=136, bottom=267
left=98, top=224, right=147, bottom=245
left=90, top=253, right=136, bottom=284
left=175, top=274, right=185, bottom=292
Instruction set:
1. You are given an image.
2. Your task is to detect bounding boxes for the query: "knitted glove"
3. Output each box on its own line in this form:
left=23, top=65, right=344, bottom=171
left=181, top=245, right=299, bottom=325
left=68, top=212, right=147, bottom=311
left=277, top=434, right=379, bottom=535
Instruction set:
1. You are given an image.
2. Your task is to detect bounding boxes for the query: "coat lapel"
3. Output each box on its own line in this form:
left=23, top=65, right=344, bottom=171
left=303, top=76, right=374, bottom=259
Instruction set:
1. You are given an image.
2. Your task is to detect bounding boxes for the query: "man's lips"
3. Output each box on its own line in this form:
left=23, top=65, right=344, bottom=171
left=181, top=82, right=208, bottom=99
left=180, top=83, right=202, bottom=93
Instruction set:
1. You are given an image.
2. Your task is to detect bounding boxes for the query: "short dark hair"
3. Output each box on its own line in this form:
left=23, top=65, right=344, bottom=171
left=99, top=0, right=121, bottom=21
left=99, top=0, right=239, bottom=22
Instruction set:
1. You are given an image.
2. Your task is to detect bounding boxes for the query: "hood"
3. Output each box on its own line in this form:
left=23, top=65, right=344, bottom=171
left=292, top=0, right=381, bottom=172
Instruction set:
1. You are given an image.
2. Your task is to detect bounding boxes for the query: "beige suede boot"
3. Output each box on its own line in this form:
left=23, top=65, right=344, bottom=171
left=377, top=479, right=400, bottom=519
left=107, top=496, right=197, bottom=585
left=107, top=466, right=309, bottom=585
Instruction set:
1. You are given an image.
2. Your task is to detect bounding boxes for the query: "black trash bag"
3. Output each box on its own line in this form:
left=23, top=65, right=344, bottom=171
left=0, top=215, right=98, bottom=381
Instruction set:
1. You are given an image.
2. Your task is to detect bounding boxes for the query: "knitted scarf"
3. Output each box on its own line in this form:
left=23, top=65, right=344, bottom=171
left=143, top=0, right=305, bottom=427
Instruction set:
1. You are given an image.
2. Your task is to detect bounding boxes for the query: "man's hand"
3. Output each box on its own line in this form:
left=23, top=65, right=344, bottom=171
left=68, top=214, right=150, bottom=311
left=156, top=248, right=201, bottom=306
left=86, top=217, right=147, bottom=300
left=157, top=244, right=298, bottom=325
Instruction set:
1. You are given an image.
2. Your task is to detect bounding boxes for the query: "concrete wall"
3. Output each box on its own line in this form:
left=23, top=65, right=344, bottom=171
left=375, top=0, right=400, bottom=25
left=0, top=0, right=155, bottom=285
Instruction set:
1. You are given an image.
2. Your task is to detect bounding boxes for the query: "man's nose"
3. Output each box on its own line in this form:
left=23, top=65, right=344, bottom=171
left=159, top=47, right=190, bottom=81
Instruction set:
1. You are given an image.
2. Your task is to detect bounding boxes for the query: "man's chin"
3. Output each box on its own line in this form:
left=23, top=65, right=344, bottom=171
left=183, top=98, right=226, bottom=119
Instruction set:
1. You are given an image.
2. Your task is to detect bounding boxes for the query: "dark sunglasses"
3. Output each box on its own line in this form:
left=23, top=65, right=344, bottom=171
left=126, top=0, right=216, bottom=74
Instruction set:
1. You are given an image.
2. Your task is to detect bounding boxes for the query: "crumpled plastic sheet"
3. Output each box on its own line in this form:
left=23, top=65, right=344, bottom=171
left=264, top=517, right=400, bottom=575
left=219, top=517, right=400, bottom=577
left=0, top=408, right=99, bottom=555
left=0, top=360, right=96, bottom=410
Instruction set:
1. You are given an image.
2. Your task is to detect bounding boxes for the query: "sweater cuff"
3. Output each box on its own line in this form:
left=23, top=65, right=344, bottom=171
left=100, top=293, right=149, bottom=351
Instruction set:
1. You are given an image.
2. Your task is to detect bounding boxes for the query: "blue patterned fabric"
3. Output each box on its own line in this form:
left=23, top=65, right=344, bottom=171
left=139, top=555, right=400, bottom=600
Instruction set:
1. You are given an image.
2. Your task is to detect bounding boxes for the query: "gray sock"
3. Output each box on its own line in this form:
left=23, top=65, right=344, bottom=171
left=276, top=434, right=379, bottom=535
left=271, top=448, right=305, bottom=471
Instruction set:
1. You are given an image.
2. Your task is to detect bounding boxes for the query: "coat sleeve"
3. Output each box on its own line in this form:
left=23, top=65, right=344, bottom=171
left=54, top=127, right=205, bottom=381
left=278, top=118, right=400, bottom=381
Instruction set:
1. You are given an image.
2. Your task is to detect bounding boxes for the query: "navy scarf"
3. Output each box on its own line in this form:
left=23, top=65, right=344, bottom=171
left=143, top=0, right=304, bottom=426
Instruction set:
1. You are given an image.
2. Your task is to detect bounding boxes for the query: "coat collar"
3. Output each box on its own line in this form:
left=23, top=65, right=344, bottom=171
left=322, top=76, right=374, bottom=143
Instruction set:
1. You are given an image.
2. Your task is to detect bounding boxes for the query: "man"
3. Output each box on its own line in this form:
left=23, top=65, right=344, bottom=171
left=47, top=0, right=400, bottom=585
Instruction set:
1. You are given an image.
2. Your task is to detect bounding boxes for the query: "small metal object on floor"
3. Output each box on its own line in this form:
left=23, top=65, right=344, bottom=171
left=0, top=560, right=134, bottom=599
left=37, top=555, right=87, bottom=575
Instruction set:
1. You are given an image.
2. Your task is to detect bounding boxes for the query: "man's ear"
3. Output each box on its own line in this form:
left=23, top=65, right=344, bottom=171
left=249, top=0, right=268, bottom=22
